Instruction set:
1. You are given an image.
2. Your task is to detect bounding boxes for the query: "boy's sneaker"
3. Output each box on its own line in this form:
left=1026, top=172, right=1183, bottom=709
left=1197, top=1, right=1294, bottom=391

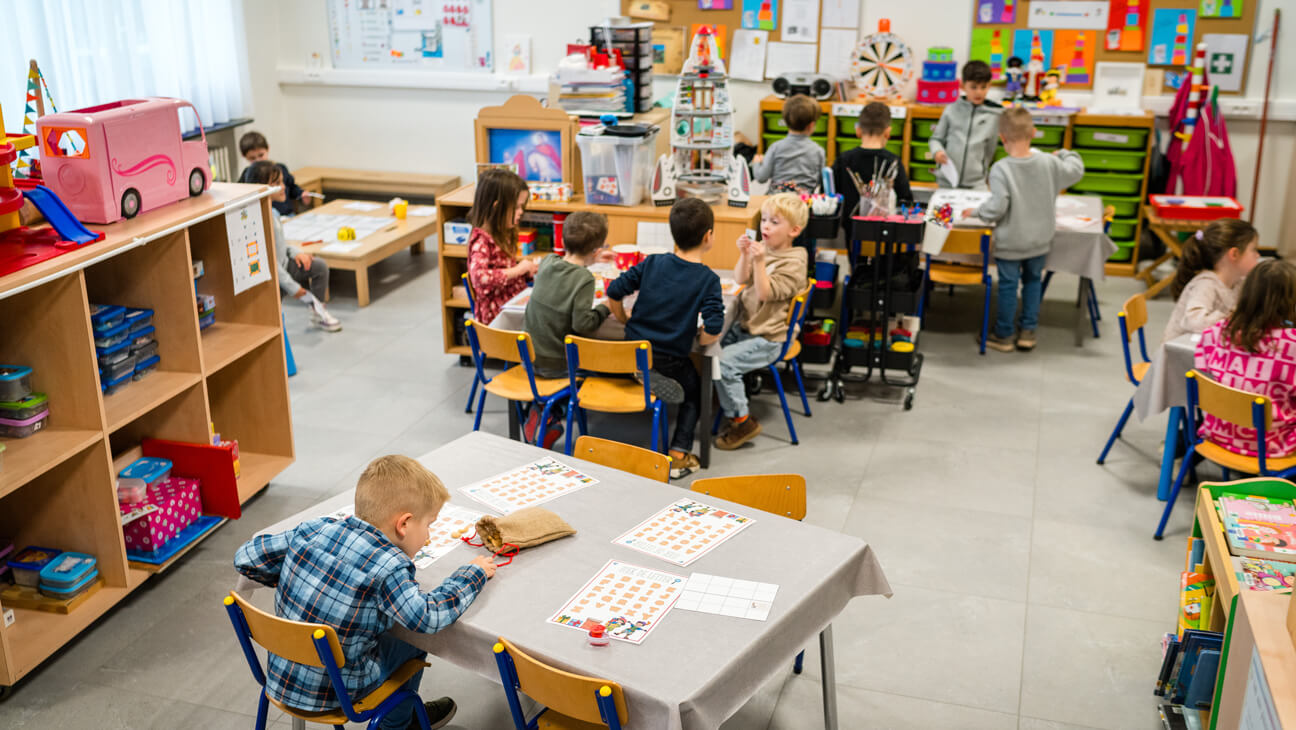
left=309, top=301, right=342, bottom=332
left=1016, top=329, right=1037, bottom=351
left=635, top=371, right=684, bottom=405
left=669, top=452, right=699, bottom=480
left=715, top=416, right=761, bottom=450
left=524, top=408, right=565, bottom=450
left=410, top=697, right=457, bottom=729
left=983, top=333, right=1015, bottom=353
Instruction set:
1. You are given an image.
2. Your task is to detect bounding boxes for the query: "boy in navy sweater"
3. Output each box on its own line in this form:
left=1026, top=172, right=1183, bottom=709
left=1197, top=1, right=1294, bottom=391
left=607, top=198, right=724, bottom=478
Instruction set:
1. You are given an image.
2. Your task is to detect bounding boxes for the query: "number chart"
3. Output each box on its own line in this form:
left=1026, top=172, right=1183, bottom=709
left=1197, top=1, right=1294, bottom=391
left=550, top=559, right=687, bottom=644
left=460, top=458, right=598, bottom=514
left=614, top=498, right=755, bottom=566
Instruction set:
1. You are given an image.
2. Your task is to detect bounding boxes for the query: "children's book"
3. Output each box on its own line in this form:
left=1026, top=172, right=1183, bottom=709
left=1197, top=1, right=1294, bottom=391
left=1179, top=571, right=1214, bottom=632
left=1234, top=555, right=1296, bottom=593
left=1218, top=493, right=1296, bottom=560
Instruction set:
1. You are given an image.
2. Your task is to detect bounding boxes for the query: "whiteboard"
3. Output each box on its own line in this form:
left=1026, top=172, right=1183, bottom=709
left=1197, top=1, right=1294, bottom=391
left=327, top=0, right=494, bottom=72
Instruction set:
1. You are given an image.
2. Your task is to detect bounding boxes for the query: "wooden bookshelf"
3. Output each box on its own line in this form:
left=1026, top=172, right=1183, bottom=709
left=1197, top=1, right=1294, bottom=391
left=1213, top=591, right=1296, bottom=729
left=0, top=183, right=295, bottom=693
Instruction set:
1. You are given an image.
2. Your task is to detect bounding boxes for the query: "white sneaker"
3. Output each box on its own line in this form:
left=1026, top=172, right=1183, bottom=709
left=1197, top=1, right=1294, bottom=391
left=309, top=302, right=342, bottom=332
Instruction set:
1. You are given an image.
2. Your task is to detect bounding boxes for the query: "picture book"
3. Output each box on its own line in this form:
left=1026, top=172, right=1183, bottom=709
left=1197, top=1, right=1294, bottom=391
left=460, top=458, right=599, bottom=515
left=1218, top=493, right=1296, bottom=560
left=1179, top=571, right=1214, bottom=632
left=549, top=559, right=687, bottom=644
left=1234, top=556, right=1296, bottom=593
left=614, top=498, right=756, bottom=566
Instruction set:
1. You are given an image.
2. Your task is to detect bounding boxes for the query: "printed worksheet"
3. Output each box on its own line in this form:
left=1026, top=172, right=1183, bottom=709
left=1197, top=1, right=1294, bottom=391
left=675, top=572, right=779, bottom=621
left=226, top=201, right=271, bottom=295
left=614, top=498, right=755, bottom=566
left=314, top=503, right=485, bottom=568
left=460, top=458, right=599, bottom=514
left=282, top=213, right=396, bottom=243
left=549, top=559, right=687, bottom=644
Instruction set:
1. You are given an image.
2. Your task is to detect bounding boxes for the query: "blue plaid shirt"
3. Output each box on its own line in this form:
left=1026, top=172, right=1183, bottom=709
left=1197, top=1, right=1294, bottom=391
left=234, top=516, right=486, bottom=712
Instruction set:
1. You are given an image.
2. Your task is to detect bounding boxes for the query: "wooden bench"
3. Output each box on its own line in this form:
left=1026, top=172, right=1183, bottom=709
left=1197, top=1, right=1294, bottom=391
left=292, top=167, right=461, bottom=205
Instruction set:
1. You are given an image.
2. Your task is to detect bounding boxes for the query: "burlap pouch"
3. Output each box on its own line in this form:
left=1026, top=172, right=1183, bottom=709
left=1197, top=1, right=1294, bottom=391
left=476, top=507, right=575, bottom=552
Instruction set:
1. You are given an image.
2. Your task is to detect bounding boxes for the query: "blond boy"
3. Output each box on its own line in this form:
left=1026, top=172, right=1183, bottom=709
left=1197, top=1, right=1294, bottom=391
left=235, top=455, right=495, bottom=730
left=715, top=193, right=809, bottom=449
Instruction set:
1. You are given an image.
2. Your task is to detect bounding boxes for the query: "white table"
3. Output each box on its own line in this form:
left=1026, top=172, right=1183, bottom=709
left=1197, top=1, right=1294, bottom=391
left=238, top=433, right=892, bottom=730
left=1132, top=333, right=1197, bottom=502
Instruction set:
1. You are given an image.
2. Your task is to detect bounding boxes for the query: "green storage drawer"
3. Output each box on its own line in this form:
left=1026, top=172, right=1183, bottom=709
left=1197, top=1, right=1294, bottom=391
left=912, top=118, right=938, bottom=140
left=836, top=116, right=903, bottom=138
left=764, top=111, right=829, bottom=135
left=1070, top=172, right=1143, bottom=195
left=1107, top=238, right=1137, bottom=262
left=1075, top=148, right=1146, bottom=172
left=1107, top=218, right=1137, bottom=240
left=1073, top=126, right=1149, bottom=150
left=839, top=138, right=901, bottom=156
left=909, top=162, right=937, bottom=183
left=1032, top=125, right=1065, bottom=146
left=911, top=141, right=934, bottom=162
left=1102, top=194, right=1141, bottom=218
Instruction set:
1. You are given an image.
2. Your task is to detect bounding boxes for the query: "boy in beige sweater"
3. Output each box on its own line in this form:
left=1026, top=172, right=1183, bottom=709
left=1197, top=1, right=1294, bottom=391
left=715, top=193, right=809, bottom=449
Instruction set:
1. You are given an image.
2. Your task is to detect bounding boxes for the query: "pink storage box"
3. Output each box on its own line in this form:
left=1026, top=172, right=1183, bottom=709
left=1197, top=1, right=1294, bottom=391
left=122, top=477, right=201, bottom=553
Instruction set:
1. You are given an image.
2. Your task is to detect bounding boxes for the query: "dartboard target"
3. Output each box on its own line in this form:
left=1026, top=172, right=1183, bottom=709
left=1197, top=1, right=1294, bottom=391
left=850, top=32, right=915, bottom=97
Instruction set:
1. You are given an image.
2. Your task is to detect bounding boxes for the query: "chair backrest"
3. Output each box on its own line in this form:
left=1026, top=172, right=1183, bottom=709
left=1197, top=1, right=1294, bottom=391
left=467, top=320, right=535, bottom=365
left=495, top=637, right=628, bottom=727
left=939, top=230, right=991, bottom=258
left=573, top=435, right=671, bottom=482
left=778, top=280, right=815, bottom=359
left=1122, top=292, right=1148, bottom=336
left=1188, top=370, right=1274, bottom=432
left=1102, top=204, right=1116, bottom=233
left=565, top=335, right=651, bottom=374
left=1116, top=292, right=1151, bottom=383
left=224, top=592, right=346, bottom=669
left=690, top=474, right=807, bottom=521
left=461, top=272, right=476, bottom=316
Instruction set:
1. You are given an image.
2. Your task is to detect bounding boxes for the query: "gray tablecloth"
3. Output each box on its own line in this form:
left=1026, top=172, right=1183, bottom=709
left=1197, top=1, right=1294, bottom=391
left=1133, top=334, right=1197, bottom=420
left=237, top=433, right=891, bottom=730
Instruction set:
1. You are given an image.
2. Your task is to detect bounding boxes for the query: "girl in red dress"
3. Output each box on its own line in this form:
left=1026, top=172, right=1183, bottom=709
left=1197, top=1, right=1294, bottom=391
left=467, top=169, right=536, bottom=325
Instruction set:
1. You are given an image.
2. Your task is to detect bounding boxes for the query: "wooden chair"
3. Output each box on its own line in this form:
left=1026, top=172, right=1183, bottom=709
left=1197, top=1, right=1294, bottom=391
left=1097, top=292, right=1152, bottom=465
left=563, top=335, right=667, bottom=455
left=493, top=637, right=628, bottom=730
left=466, top=320, right=570, bottom=445
left=462, top=272, right=480, bottom=414
left=1041, top=204, right=1115, bottom=339
left=1155, top=371, right=1296, bottom=539
left=223, top=592, right=433, bottom=730
left=573, top=435, right=671, bottom=482
left=690, top=474, right=808, bottom=670
left=918, top=231, right=992, bottom=354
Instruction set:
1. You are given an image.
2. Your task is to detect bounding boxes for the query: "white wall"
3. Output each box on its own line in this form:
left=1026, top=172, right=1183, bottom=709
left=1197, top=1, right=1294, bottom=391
left=245, top=0, right=1295, bottom=242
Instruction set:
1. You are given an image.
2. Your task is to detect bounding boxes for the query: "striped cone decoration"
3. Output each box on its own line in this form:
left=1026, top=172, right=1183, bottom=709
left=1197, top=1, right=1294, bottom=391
left=1171, top=14, right=1189, bottom=66
left=989, top=29, right=1004, bottom=78
left=1065, top=33, right=1089, bottom=84
left=1178, top=42, right=1207, bottom=164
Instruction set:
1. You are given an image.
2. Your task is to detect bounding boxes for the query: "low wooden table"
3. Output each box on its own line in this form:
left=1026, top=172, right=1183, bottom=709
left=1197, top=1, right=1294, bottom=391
left=293, top=166, right=460, bottom=204
left=284, top=199, right=439, bottom=306
left=1140, top=210, right=1200, bottom=298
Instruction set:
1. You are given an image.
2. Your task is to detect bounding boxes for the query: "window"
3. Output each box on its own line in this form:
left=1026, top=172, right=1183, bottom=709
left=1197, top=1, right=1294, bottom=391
left=43, top=127, right=89, bottom=159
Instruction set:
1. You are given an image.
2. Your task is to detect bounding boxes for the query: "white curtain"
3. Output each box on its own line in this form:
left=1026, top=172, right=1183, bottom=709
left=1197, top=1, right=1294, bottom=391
left=1, top=0, right=251, bottom=134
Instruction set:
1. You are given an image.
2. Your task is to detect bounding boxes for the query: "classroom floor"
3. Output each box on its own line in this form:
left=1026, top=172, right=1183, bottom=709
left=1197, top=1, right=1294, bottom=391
left=4, top=250, right=1199, bottom=729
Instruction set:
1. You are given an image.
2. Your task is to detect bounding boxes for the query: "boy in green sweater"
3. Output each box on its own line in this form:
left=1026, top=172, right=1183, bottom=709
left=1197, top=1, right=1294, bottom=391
left=524, top=211, right=612, bottom=379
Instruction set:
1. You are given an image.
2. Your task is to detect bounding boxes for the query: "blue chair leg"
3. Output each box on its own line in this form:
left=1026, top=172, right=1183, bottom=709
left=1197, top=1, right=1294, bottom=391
left=465, top=378, right=479, bottom=414
left=564, top=402, right=577, bottom=456
left=651, top=409, right=660, bottom=452
left=712, top=409, right=724, bottom=436
left=1155, top=446, right=1197, bottom=540
left=793, top=650, right=805, bottom=674
left=1040, top=270, right=1053, bottom=297
left=656, top=403, right=669, bottom=455
left=769, top=363, right=798, bottom=445
left=1220, top=467, right=1230, bottom=481
left=472, top=385, right=488, bottom=432
left=1097, top=397, right=1135, bottom=464
left=255, top=692, right=269, bottom=730
left=1088, top=279, right=1101, bottom=321
left=979, top=279, right=990, bottom=355
left=791, top=360, right=811, bottom=416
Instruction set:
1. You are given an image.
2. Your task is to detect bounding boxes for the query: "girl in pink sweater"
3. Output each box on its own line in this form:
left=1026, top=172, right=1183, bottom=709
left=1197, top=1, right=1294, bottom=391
left=467, top=169, right=536, bottom=325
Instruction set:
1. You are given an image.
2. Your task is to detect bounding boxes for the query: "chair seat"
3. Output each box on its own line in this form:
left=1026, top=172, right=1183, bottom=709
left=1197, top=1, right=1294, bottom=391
left=782, top=339, right=801, bottom=361
left=577, top=376, right=654, bottom=413
left=270, top=659, right=430, bottom=723
left=1196, top=441, right=1296, bottom=475
left=536, top=708, right=611, bottom=730
left=1129, top=361, right=1151, bottom=386
left=485, top=366, right=568, bottom=401
left=928, top=263, right=985, bottom=286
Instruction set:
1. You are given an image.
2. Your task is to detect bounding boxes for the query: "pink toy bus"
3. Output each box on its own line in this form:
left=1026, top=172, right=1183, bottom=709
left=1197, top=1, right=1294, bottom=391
left=36, top=97, right=211, bottom=224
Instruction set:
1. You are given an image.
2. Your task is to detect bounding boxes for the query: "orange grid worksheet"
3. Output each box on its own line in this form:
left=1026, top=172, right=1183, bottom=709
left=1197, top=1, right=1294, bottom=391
left=460, top=458, right=599, bottom=514
left=550, top=559, right=687, bottom=644
left=614, top=498, right=755, bottom=566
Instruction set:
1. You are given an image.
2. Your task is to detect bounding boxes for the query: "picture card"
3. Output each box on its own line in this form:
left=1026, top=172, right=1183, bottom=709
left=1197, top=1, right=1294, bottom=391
left=1148, top=8, right=1195, bottom=66
left=614, top=498, right=755, bottom=566
left=741, top=0, right=778, bottom=31
left=675, top=572, right=779, bottom=621
left=1201, top=33, right=1248, bottom=92
left=1200, top=0, right=1243, bottom=19
left=976, top=0, right=1017, bottom=24
left=1105, top=0, right=1148, bottom=52
left=550, top=559, right=687, bottom=644
left=459, top=457, right=599, bottom=514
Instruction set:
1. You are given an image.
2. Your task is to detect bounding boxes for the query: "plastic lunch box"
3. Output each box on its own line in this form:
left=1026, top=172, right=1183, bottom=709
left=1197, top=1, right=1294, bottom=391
left=90, top=304, right=126, bottom=333
left=0, top=365, right=33, bottom=402
left=125, top=308, right=154, bottom=332
left=119, top=457, right=173, bottom=487
left=8, top=545, right=62, bottom=587
left=39, top=552, right=99, bottom=599
left=0, top=408, right=49, bottom=438
left=117, top=477, right=148, bottom=504
left=98, top=339, right=133, bottom=368
left=102, top=371, right=133, bottom=395
left=0, top=392, right=47, bottom=421
left=129, top=325, right=155, bottom=350
left=100, top=352, right=137, bottom=382
left=131, top=340, right=158, bottom=361
left=93, top=321, right=131, bottom=349
left=133, top=354, right=161, bottom=381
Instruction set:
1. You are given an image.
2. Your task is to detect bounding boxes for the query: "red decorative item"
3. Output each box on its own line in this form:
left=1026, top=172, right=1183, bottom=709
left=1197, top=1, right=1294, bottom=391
left=1149, top=195, right=1243, bottom=221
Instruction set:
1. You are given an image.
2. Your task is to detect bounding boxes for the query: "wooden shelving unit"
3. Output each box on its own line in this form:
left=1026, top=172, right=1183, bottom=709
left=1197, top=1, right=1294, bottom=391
left=0, top=183, right=295, bottom=691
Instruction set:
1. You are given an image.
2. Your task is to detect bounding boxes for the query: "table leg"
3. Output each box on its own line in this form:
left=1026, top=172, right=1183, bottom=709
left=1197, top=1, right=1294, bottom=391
left=412, top=238, right=425, bottom=255
left=819, top=625, right=838, bottom=730
left=507, top=401, right=521, bottom=442
left=355, top=266, right=371, bottom=307
left=1144, top=273, right=1175, bottom=300
left=1158, top=406, right=1184, bottom=502
left=699, top=354, right=714, bottom=469
left=1074, top=277, right=1085, bottom=347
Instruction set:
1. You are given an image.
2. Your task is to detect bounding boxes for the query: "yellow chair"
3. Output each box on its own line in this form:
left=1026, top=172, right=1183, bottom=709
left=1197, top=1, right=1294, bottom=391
left=690, top=473, right=809, bottom=671
left=466, top=320, right=571, bottom=445
left=493, top=637, right=628, bottom=729
left=223, top=592, right=434, bottom=729
left=919, top=230, right=992, bottom=354
left=1155, top=371, right=1296, bottom=539
left=1097, top=292, right=1152, bottom=464
left=563, top=335, right=666, bottom=455
left=573, top=435, right=671, bottom=482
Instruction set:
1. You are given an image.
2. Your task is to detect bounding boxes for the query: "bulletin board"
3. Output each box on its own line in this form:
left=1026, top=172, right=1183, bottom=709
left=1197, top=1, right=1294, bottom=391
left=621, top=0, right=805, bottom=51
left=968, top=0, right=1258, bottom=94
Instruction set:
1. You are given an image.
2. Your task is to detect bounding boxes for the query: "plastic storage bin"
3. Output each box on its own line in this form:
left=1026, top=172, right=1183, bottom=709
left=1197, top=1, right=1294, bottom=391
left=97, top=339, right=133, bottom=368
left=129, top=325, right=156, bottom=350
left=836, top=115, right=904, bottom=138
left=117, top=477, right=148, bottom=504
left=1107, top=218, right=1137, bottom=240
left=578, top=125, right=658, bottom=206
left=131, top=340, right=159, bottom=361
left=1070, top=172, right=1143, bottom=195
left=125, top=308, right=154, bottom=332
left=38, top=552, right=98, bottom=596
left=101, top=372, right=133, bottom=395
left=90, top=304, right=126, bottom=333
left=909, top=162, right=937, bottom=183
left=764, top=111, right=829, bottom=135
left=8, top=546, right=61, bottom=587
left=0, top=365, right=33, bottom=401
left=1072, top=126, right=1149, bottom=149
left=911, top=119, right=938, bottom=139
left=1108, top=239, right=1137, bottom=262
left=134, top=354, right=161, bottom=381
left=910, top=141, right=934, bottom=162
left=0, top=392, right=47, bottom=421
left=93, top=321, right=130, bottom=349
left=1031, top=125, right=1066, bottom=146
left=1074, top=148, right=1146, bottom=172
left=99, top=351, right=137, bottom=382
left=0, top=408, right=48, bottom=438
left=1102, top=194, right=1141, bottom=218
left=119, top=457, right=173, bottom=486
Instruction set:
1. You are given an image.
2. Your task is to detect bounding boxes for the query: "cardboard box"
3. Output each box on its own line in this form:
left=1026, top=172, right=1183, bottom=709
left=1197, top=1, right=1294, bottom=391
left=122, top=477, right=201, bottom=553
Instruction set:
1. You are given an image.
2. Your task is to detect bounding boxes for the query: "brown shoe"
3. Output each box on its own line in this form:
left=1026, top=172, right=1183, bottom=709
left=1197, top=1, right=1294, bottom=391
left=983, top=333, right=1015, bottom=353
left=669, top=452, right=700, bottom=480
left=715, top=416, right=762, bottom=450
left=1016, top=329, right=1037, bottom=351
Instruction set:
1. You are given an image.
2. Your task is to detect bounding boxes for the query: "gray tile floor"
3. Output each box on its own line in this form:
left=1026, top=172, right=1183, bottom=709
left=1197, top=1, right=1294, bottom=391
left=4, top=250, right=1200, bottom=729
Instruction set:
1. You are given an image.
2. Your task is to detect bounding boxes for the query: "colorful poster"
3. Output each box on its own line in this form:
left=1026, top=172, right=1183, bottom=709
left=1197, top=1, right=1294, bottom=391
left=1012, top=29, right=1054, bottom=72
left=1105, top=0, right=1148, bottom=51
left=970, top=27, right=1009, bottom=80
left=1148, top=9, right=1196, bottom=66
left=1200, top=0, right=1243, bottom=19
left=691, top=23, right=729, bottom=58
left=486, top=128, right=565, bottom=182
left=1054, top=30, right=1097, bottom=86
left=613, top=498, right=755, bottom=566
left=549, top=560, right=686, bottom=644
left=741, top=0, right=778, bottom=31
left=1201, top=33, right=1248, bottom=91
left=976, top=0, right=1017, bottom=24
left=698, top=0, right=733, bottom=8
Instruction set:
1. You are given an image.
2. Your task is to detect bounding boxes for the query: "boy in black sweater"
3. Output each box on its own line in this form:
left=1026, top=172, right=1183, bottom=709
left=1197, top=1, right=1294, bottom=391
left=833, top=102, right=913, bottom=241
left=607, top=198, right=724, bottom=478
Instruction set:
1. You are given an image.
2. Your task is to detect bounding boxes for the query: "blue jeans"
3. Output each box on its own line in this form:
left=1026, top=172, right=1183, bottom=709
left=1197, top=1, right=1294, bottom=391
left=375, top=634, right=427, bottom=729
left=716, top=326, right=782, bottom=418
left=994, top=254, right=1047, bottom=339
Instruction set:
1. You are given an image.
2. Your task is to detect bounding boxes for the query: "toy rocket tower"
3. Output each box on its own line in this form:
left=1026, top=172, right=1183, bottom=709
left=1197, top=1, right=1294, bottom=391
left=989, top=29, right=1004, bottom=78
left=650, top=26, right=750, bottom=208
left=1065, top=33, right=1090, bottom=84
left=1171, top=14, right=1189, bottom=66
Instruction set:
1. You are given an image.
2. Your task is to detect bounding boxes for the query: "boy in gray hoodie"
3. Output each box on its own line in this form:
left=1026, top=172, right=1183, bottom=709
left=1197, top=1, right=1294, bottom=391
left=929, top=60, right=1001, bottom=189
left=970, top=107, right=1085, bottom=352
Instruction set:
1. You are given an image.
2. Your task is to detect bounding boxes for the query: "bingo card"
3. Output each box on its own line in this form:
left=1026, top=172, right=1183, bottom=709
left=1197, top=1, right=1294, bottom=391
left=315, top=503, right=485, bottom=569
left=460, top=458, right=598, bottom=514
left=550, top=559, right=687, bottom=644
left=614, top=498, right=755, bottom=566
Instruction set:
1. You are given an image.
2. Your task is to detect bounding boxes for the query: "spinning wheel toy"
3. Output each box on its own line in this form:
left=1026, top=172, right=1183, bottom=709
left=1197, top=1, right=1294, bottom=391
left=850, top=19, right=915, bottom=98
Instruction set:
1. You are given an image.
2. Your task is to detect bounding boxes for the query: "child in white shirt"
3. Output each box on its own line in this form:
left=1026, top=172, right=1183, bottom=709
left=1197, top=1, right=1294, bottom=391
left=1163, top=218, right=1260, bottom=343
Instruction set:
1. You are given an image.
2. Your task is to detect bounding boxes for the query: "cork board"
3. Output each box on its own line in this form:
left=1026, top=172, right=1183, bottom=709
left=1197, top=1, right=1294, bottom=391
left=969, top=0, right=1258, bottom=93
left=620, top=0, right=814, bottom=64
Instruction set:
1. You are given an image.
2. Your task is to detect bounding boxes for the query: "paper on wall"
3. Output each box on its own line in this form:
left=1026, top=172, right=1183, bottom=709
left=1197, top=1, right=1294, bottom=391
left=1200, top=33, right=1248, bottom=93
left=817, top=28, right=856, bottom=79
left=1028, top=1, right=1110, bottom=29
left=729, top=29, right=769, bottom=82
left=819, top=0, right=858, bottom=28
left=636, top=221, right=674, bottom=254
left=765, top=41, right=817, bottom=79
left=780, top=0, right=818, bottom=42
left=226, top=201, right=271, bottom=296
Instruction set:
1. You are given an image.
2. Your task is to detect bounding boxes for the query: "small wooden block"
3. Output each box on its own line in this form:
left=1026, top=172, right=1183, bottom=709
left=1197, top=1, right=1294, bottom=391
left=0, top=578, right=104, bottom=614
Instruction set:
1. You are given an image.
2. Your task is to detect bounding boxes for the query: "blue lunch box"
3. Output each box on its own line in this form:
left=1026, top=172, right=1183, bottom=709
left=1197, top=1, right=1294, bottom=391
left=125, top=308, right=154, bottom=332
left=0, top=365, right=33, bottom=402
left=8, top=545, right=62, bottom=587
left=90, top=304, right=126, bottom=333
left=38, top=552, right=98, bottom=591
left=118, top=457, right=173, bottom=486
